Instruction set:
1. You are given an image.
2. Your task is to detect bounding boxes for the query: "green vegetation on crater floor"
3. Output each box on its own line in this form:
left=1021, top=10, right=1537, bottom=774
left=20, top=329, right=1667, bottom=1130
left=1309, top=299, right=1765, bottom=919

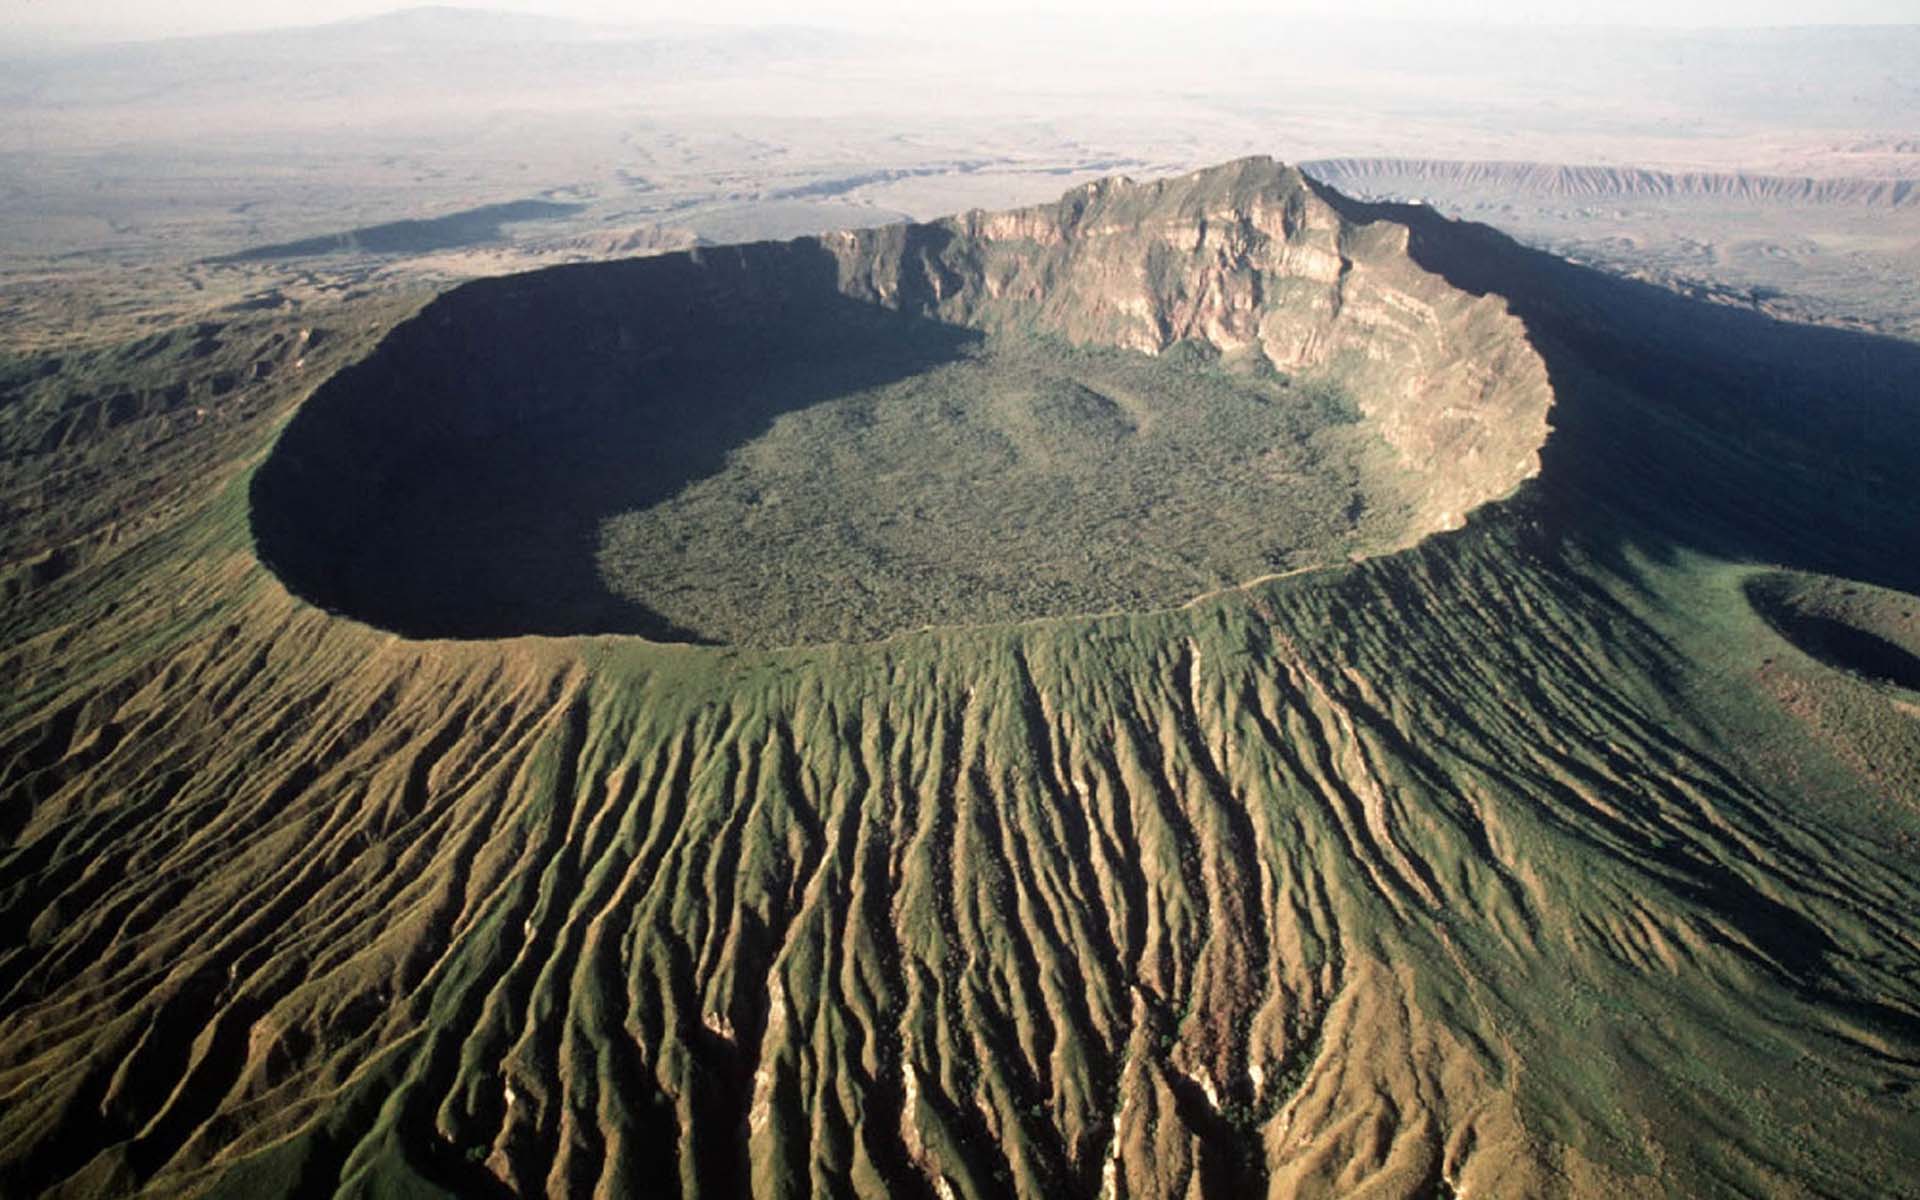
left=596, top=333, right=1387, bottom=646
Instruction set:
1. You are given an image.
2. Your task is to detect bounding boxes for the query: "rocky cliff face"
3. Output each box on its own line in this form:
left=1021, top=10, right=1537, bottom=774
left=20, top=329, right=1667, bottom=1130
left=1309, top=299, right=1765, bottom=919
left=824, top=156, right=1553, bottom=534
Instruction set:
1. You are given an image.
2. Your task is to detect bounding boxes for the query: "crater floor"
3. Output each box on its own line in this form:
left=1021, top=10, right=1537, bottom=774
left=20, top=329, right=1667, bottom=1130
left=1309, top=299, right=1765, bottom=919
left=282, top=323, right=1395, bottom=647
left=598, top=334, right=1396, bottom=645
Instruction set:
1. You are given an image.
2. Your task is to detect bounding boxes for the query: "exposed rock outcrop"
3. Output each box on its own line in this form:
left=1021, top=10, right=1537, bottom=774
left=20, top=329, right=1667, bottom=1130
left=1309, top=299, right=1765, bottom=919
left=827, top=157, right=1553, bottom=532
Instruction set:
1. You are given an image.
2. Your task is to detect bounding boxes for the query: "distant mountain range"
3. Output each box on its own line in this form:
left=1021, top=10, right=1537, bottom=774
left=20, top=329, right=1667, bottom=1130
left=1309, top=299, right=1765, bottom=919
left=0, top=7, right=856, bottom=111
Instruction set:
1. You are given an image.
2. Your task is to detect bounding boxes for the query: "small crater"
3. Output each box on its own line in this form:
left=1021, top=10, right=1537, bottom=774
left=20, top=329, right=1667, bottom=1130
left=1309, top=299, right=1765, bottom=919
left=1747, top=573, right=1920, bottom=692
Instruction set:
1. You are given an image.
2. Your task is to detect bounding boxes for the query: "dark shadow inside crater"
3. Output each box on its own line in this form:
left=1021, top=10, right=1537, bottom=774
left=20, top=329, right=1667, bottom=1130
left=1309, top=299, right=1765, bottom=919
left=1771, top=612, right=1920, bottom=691
left=250, top=239, right=981, bottom=640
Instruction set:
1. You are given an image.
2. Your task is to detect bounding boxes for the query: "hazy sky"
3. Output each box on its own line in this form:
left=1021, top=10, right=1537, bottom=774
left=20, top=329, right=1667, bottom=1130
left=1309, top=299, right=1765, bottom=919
left=6, top=0, right=1919, bottom=41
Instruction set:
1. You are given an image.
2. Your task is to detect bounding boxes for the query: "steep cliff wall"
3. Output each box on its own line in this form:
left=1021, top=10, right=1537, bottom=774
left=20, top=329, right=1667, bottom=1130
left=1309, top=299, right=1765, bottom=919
left=828, top=157, right=1552, bottom=534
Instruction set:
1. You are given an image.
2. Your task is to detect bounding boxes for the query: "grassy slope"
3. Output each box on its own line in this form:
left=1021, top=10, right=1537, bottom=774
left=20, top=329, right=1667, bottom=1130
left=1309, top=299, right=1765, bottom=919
left=2, top=192, right=1919, bottom=1199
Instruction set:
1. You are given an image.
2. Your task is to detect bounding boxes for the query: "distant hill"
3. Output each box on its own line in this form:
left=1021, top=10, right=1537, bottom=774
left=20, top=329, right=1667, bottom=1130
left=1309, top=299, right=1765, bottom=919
left=0, top=7, right=854, bottom=112
left=1305, top=158, right=1920, bottom=205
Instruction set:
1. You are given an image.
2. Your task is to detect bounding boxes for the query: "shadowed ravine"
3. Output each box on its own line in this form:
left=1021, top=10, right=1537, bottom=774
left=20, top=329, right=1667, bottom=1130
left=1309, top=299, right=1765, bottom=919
left=1, top=160, right=1918, bottom=1199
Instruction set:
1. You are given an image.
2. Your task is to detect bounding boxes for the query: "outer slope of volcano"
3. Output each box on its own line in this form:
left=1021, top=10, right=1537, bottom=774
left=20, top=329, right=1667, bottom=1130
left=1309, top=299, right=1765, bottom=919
left=2, top=160, right=1919, bottom=1200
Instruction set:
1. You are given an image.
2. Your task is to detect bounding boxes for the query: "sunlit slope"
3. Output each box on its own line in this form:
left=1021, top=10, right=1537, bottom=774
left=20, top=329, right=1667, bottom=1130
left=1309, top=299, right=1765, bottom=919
left=1, top=165, right=1919, bottom=1199
left=5, top=491, right=1917, bottom=1199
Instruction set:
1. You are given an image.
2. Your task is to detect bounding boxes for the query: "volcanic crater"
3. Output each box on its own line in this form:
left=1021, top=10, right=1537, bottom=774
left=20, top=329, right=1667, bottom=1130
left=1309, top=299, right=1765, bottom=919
left=14, top=155, right=1920, bottom=1200
left=250, top=158, right=1553, bottom=646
